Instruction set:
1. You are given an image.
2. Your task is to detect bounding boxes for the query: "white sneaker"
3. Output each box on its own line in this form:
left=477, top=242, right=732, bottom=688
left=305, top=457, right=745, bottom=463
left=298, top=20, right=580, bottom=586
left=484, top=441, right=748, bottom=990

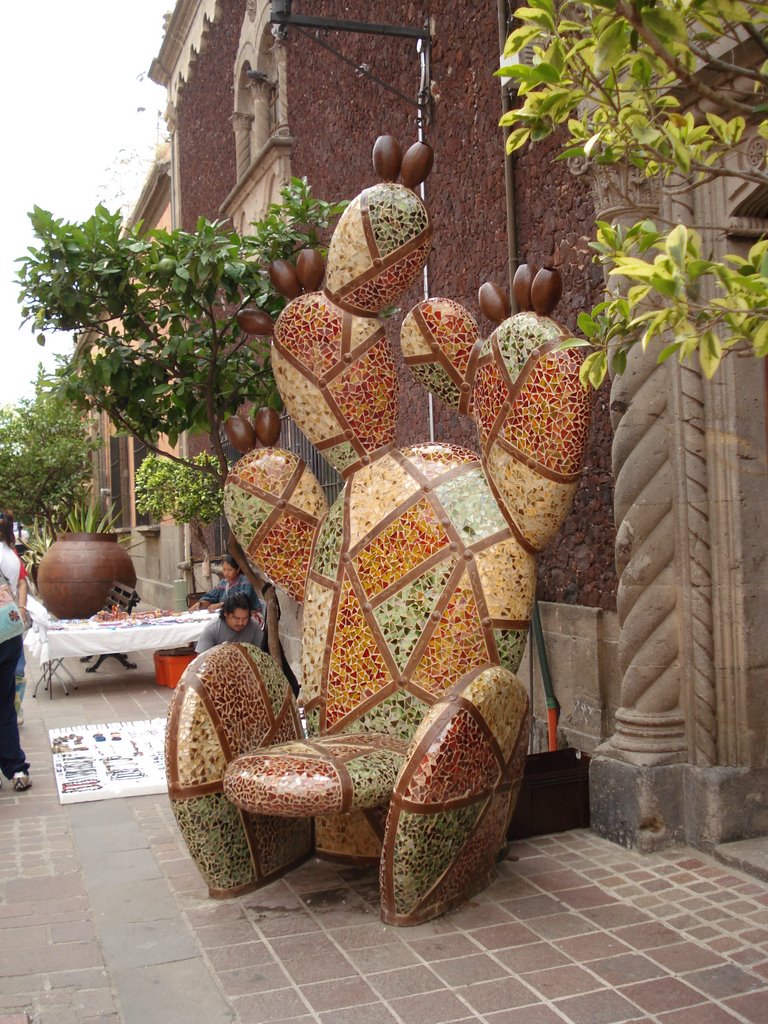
left=12, top=772, right=31, bottom=791
left=16, top=708, right=24, bottom=726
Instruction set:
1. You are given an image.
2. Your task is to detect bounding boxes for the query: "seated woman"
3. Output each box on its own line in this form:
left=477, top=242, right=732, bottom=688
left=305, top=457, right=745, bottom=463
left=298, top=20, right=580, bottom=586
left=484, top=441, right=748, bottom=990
left=190, top=555, right=262, bottom=622
left=195, top=593, right=264, bottom=654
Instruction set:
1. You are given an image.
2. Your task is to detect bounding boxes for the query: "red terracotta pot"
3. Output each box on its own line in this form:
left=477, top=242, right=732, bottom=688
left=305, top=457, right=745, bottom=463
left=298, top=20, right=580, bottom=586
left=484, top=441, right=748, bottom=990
left=37, top=533, right=137, bottom=620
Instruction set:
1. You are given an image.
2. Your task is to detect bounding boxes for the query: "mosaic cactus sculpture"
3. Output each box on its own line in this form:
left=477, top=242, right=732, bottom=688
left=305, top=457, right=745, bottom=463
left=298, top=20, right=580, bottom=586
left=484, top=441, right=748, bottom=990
left=166, top=137, right=592, bottom=925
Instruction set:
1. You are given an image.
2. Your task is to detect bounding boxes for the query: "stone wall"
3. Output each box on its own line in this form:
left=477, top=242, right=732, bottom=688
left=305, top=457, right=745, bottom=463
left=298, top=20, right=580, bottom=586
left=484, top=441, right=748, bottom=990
left=520, top=601, right=620, bottom=755
left=284, top=0, right=617, bottom=608
left=168, top=0, right=618, bottom=609
left=175, top=0, right=247, bottom=229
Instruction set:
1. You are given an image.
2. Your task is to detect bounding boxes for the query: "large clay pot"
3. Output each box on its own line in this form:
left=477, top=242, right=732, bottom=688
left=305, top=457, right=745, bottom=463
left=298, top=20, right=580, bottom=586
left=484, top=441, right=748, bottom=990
left=37, top=533, right=137, bottom=620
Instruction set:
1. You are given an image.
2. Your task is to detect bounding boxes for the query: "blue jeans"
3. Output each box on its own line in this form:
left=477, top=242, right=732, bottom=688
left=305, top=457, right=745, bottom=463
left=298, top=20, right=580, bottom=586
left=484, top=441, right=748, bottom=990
left=0, top=635, right=28, bottom=779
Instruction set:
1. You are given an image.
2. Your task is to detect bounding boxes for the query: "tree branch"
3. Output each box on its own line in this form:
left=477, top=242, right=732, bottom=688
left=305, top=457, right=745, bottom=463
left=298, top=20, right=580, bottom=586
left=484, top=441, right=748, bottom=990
left=618, top=1, right=760, bottom=117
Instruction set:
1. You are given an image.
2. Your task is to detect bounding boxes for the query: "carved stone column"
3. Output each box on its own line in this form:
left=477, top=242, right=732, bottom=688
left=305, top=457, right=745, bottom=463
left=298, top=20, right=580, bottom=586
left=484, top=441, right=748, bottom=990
left=232, top=111, right=255, bottom=181
left=605, top=345, right=687, bottom=764
left=272, top=34, right=290, bottom=135
left=574, top=153, right=768, bottom=851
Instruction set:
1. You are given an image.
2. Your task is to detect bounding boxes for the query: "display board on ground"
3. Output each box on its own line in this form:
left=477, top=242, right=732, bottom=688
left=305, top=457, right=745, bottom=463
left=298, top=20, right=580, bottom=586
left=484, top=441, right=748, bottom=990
left=49, top=718, right=167, bottom=804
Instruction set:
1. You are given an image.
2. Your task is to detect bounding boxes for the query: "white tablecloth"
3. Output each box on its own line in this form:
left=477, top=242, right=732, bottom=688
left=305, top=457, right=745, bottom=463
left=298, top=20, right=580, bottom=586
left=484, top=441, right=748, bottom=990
left=25, top=611, right=211, bottom=666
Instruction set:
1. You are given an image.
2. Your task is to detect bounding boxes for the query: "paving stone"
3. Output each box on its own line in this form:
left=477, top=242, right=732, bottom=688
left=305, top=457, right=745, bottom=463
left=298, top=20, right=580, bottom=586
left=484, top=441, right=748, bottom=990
left=10, top=652, right=768, bottom=1024
left=553, top=988, right=645, bottom=1024
left=113, top=959, right=234, bottom=1024
left=388, top=988, right=478, bottom=1024
left=683, top=963, right=767, bottom=999
left=454, top=977, right=539, bottom=1014
left=98, top=917, right=199, bottom=970
left=229, top=988, right=308, bottom=1024
left=723, top=987, right=768, bottom=1022
left=619, top=976, right=706, bottom=1013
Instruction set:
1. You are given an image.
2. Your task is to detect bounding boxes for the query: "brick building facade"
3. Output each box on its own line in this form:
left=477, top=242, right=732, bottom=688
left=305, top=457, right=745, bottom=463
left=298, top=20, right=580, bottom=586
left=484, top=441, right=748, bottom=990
left=156, top=0, right=616, bottom=612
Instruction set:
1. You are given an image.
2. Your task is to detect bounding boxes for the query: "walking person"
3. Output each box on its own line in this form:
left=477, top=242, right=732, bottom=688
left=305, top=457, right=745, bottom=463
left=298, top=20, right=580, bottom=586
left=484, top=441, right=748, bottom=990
left=0, top=511, right=31, bottom=790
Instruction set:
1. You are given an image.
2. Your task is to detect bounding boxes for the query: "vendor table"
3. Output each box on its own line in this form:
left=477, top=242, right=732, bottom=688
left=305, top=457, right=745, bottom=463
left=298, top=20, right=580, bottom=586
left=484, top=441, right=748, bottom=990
left=25, top=610, right=211, bottom=698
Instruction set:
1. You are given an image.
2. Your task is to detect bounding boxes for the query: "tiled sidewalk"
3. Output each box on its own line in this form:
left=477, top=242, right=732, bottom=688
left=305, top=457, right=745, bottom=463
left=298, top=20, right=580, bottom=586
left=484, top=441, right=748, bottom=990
left=1, top=652, right=768, bottom=1024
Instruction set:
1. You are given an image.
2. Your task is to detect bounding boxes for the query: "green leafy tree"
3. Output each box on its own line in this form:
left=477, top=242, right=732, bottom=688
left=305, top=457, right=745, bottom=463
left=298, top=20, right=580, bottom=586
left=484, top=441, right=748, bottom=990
left=0, top=371, right=100, bottom=534
left=134, top=453, right=223, bottom=589
left=499, top=0, right=768, bottom=384
left=17, top=177, right=345, bottom=484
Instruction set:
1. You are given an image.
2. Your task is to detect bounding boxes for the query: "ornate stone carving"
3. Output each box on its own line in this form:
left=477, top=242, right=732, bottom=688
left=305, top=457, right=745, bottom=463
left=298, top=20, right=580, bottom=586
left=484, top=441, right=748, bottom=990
left=569, top=156, right=661, bottom=223
left=601, top=345, right=687, bottom=764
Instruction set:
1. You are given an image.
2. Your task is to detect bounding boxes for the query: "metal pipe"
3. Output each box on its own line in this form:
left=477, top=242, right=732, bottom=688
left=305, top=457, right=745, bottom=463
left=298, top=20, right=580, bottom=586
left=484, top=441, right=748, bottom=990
left=497, top=0, right=520, bottom=305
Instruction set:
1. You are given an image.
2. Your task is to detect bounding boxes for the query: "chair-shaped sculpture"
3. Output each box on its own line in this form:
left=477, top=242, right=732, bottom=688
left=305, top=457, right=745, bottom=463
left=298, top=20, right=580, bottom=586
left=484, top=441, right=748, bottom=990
left=165, top=136, right=592, bottom=925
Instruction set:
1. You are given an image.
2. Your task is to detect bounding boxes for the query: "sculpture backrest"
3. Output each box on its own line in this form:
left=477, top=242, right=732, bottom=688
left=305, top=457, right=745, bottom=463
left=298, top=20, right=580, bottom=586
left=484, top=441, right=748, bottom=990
left=223, top=137, right=591, bottom=747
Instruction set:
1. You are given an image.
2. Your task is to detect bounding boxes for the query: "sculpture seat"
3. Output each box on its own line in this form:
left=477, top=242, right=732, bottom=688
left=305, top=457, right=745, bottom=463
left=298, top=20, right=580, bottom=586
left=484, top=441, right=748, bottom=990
left=223, top=734, right=409, bottom=816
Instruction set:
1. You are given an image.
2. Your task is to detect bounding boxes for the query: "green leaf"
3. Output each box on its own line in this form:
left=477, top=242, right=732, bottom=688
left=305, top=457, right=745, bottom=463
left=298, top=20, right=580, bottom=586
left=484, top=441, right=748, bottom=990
left=665, top=224, right=688, bottom=270
left=752, top=320, right=768, bottom=357
left=595, top=19, right=628, bottom=72
left=611, top=347, right=627, bottom=375
left=642, top=7, right=687, bottom=45
left=577, top=311, right=597, bottom=337
left=698, top=331, right=722, bottom=379
left=580, top=350, right=608, bottom=389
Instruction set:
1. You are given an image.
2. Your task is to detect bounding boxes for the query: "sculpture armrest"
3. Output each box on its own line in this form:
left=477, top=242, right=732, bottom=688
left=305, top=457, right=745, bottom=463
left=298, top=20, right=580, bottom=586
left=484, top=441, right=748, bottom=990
left=379, top=666, right=530, bottom=926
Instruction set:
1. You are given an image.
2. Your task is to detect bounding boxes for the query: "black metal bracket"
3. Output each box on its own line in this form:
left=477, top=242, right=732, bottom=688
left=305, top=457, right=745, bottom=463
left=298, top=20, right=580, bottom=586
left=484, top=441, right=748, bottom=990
left=270, top=3, right=432, bottom=128
left=271, top=11, right=429, bottom=41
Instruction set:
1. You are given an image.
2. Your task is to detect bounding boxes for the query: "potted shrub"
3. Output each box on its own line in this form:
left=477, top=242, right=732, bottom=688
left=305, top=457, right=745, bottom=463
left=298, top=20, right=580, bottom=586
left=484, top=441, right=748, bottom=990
left=36, top=502, right=136, bottom=619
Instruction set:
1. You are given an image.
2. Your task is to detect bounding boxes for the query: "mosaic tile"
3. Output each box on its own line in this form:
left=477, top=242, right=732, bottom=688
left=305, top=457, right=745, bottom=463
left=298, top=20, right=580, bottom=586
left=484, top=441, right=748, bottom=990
left=461, top=667, right=530, bottom=762
left=323, top=199, right=372, bottom=294
left=223, top=487, right=274, bottom=552
left=224, top=734, right=408, bottom=817
left=373, top=560, right=456, bottom=672
left=168, top=154, right=590, bottom=927
left=325, top=335, right=398, bottom=452
left=273, top=293, right=398, bottom=465
left=400, top=298, right=480, bottom=414
left=474, top=539, right=535, bottom=622
left=423, top=790, right=511, bottom=912
left=485, top=445, right=579, bottom=552
left=172, top=686, right=226, bottom=788
left=346, top=687, right=430, bottom=744
left=410, top=571, right=490, bottom=696
left=320, top=439, right=361, bottom=474
left=316, top=809, right=385, bottom=860
left=401, top=442, right=476, bottom=481
left=386, top=803, right=483, bottom=917
left=171, top=793, right=257, bottom=895
left=501, top=349, right=592, bottom=476
left=225, top=449, right=328, bottom=602
left=272, top=349, right=341, bottom=446
left=253, top=513, right=319, bottom=602
left=348, top=453, right=418, bottom=547
left=434, top=469, right=509, bottom=545
left=367, top=184, right=430, bottom=258
left=491, top=311, right=564, bottom=379
left=494, top=628, right=529, bottom=674
left=325, top=184, right=431, bottom=315
left=356, top=498, right=450, bottom=599
left=165, top=644, right=309, bottom=896
left=188, top=644, right=301, bottom=760
left=326, top=581, right=394, bottom=728
left=380, top=671, right=529, bottom=923
left=273, top=291, right=345, bottom=375
left=403, top=706, right=502, bottom=804
left=300, top=577, right=334, bottom=712
left=312, top=495, right=345, bottom=580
